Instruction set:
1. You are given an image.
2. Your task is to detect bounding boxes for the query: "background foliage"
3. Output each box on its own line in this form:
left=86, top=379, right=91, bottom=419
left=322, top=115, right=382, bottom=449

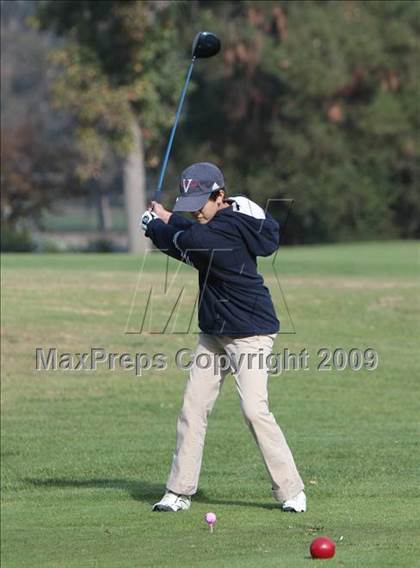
left=2, top=0, right=419, bottom=245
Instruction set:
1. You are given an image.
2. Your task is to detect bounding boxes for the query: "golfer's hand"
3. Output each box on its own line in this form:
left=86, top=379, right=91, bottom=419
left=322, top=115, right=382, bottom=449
left=150, top=201, right=172, bottom=224
left=140, top=210, right=158, bottom=232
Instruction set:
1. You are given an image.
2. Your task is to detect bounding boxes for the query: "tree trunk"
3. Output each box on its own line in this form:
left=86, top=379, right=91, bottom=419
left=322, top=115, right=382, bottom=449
left=123, top=114, right=150, bottom=253
left=96, top=191, right=112, bottom=232
left=101, top=193, right=112, bottom=231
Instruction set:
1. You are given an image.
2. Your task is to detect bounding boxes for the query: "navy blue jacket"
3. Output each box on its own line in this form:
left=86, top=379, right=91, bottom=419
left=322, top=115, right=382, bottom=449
left=145, top=199, right=280, bottom=336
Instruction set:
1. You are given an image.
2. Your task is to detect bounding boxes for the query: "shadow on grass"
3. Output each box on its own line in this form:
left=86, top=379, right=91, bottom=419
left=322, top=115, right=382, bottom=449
left=25, top=478, right=278, bottom=509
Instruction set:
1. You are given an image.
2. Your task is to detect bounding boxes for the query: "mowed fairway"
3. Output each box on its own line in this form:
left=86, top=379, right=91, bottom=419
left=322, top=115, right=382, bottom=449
left=1, top=241, right=419, bottom=568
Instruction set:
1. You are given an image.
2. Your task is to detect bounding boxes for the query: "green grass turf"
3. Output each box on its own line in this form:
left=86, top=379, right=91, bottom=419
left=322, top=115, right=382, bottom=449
left=1, top=241, right=419, bottom=567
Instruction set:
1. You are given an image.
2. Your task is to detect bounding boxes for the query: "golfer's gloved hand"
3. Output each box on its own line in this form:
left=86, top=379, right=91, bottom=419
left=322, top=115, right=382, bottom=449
left=150, top=201, right=172, bottom=224
left=140, top=210, right=158, bottom=232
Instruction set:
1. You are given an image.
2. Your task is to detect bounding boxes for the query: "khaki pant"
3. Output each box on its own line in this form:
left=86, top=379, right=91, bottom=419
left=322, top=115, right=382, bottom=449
left=166, top=333, right=304, bottom=502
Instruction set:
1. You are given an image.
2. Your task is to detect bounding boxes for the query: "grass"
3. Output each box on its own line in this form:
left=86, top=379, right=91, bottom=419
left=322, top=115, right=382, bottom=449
left=1, top=241, right=419, bottom=567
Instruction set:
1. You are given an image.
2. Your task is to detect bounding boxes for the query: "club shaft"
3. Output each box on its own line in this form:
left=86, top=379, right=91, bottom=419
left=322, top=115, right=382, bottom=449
left=154, top=58, right=196, bottom=202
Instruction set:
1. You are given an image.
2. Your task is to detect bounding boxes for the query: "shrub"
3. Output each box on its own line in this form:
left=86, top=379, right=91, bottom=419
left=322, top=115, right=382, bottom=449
left=1, top=223, right=36, bottom=252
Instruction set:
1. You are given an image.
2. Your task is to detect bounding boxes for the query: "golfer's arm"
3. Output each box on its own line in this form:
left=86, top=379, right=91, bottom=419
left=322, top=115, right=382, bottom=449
left=168, top=213, right=196, bottom=230
left=145, top=219, right=190, bottom=264
left=262, top=213, right=281, bottom=255
left=147, top=220, right=232, bottom=268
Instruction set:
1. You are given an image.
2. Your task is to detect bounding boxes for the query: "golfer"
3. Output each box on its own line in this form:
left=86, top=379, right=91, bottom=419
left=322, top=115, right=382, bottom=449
left=140, top=162, right=306, bottom=513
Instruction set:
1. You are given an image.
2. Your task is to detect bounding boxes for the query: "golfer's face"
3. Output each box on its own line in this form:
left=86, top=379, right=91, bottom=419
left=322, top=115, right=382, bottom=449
left=192, top=199, right=218, bottom=224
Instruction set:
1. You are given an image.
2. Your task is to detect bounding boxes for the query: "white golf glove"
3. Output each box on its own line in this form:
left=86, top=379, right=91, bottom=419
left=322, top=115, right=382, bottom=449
left=140, top=210, right=158, bottom=232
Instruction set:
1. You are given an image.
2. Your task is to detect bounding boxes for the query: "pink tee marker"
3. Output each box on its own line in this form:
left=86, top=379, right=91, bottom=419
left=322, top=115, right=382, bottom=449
left=204, top=512, right=217, bottom=533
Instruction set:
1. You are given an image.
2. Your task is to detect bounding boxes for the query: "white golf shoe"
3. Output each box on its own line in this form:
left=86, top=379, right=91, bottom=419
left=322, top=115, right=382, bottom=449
left=152, top=491, right=191, bottom=512
left=281, top=490, right=307, bottom=513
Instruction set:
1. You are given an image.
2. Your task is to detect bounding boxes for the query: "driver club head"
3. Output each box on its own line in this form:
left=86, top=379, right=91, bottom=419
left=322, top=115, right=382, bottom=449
left=192, top=31, right=221, bottom=59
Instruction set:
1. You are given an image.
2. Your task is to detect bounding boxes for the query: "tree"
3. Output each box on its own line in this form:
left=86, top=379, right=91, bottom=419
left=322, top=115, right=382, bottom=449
left=174, top=0, right=420, bottom=242
left=1, top=0, right=82, bottom=231
left=1, top=120, right=81, bottom=228
left=35, top=0, right=189, bottom=252
left=8, top=0, right=417, bottom=245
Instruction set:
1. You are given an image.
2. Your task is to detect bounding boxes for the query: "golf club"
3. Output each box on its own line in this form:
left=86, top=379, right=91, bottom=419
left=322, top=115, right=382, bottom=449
left=153, top=31, right=221, bottom=202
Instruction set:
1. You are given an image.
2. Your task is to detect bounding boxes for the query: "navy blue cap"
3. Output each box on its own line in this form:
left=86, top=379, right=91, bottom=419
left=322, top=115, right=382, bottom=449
left=173, top=162, right=225, bottom=212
